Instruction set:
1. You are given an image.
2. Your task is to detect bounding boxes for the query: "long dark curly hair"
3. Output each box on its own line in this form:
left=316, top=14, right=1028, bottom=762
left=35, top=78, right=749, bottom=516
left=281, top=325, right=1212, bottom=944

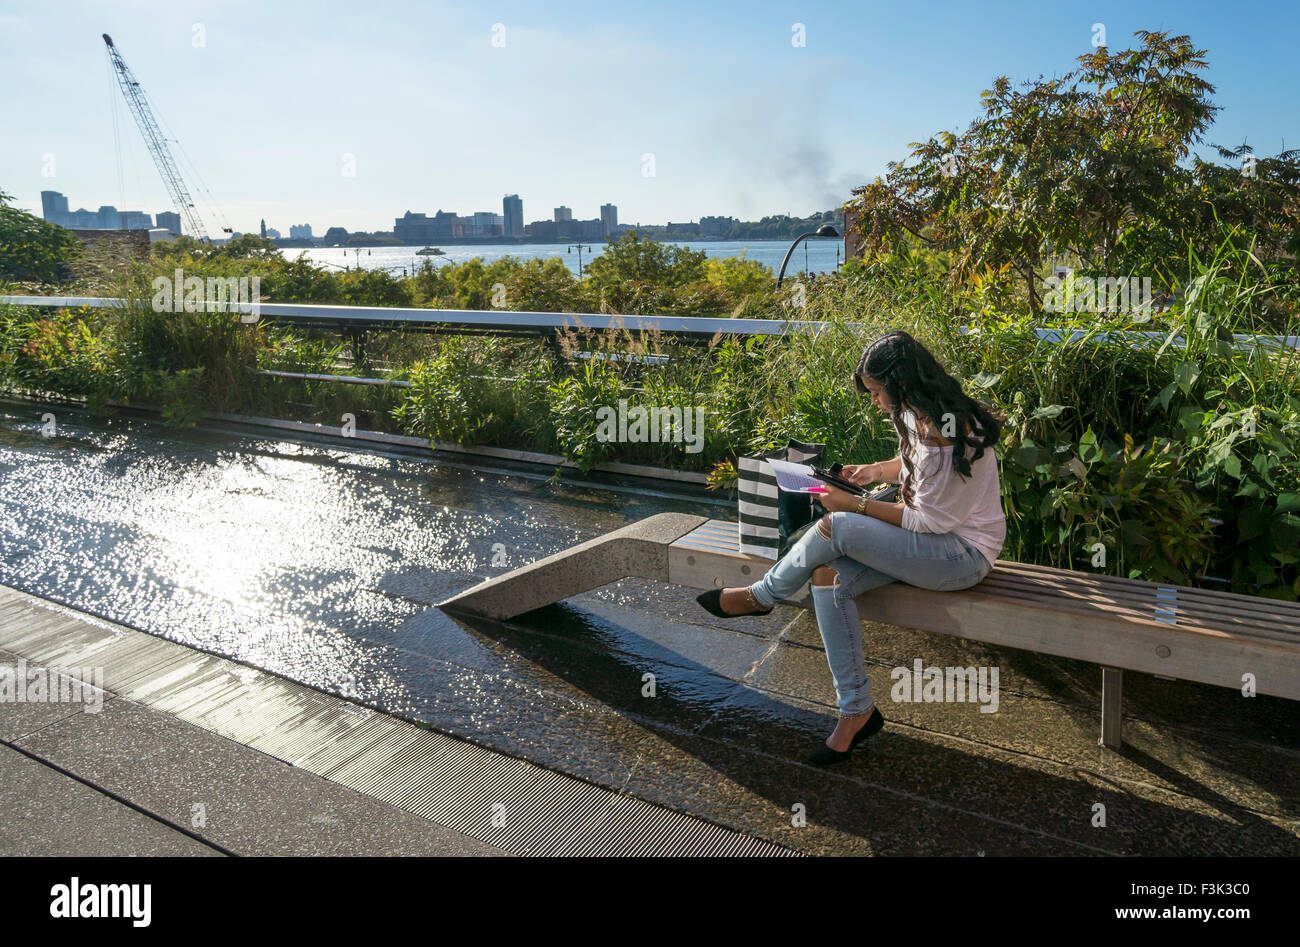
left=854, top=330, right=1002, bottom=507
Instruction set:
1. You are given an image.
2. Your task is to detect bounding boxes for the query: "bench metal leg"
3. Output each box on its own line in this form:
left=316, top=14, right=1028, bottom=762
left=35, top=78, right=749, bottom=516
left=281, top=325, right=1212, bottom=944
left=1100, top=667, right=1123, bottom=749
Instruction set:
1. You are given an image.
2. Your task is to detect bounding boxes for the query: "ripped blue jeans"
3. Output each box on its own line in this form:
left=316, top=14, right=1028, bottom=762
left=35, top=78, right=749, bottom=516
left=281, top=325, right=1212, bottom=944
left=749, top=511, right=992, bottom=717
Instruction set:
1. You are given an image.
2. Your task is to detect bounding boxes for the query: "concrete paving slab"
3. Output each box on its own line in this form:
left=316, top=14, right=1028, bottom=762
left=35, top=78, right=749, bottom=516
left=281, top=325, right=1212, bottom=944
left=15, top=696, right=509, bottom=857
left=0, top=744, right=218, bottom=856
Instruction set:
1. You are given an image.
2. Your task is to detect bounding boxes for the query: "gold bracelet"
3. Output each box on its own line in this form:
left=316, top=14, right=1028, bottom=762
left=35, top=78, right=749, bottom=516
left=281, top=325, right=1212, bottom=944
left=855, top=493, right=869, bottom=514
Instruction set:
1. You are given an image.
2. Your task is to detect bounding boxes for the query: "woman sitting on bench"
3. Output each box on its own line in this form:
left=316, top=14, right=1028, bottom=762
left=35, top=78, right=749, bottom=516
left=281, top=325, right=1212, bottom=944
left=696, top=330, right=1006, bottom=765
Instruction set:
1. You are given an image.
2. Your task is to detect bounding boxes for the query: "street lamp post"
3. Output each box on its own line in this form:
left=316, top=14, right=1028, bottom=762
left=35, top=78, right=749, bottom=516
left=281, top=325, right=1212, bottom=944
left=568, top=242, right=592, bottom=278
left=776, top=224, right=840, bottom=287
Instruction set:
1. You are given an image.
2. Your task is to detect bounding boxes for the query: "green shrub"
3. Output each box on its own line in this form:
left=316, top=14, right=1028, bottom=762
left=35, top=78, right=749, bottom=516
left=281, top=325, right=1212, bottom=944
left=0, top=190, right=81, bottom=284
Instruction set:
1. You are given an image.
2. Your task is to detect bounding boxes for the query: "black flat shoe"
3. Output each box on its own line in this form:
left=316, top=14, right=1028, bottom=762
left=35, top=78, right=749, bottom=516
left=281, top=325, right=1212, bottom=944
left=805, top=706, right=885, bottom=766
left=695, top=588, right=773, bottom=618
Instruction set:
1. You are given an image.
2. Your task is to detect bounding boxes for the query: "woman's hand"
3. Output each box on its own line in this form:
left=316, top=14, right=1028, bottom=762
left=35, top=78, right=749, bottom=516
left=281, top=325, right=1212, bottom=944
left=816, top=484, right=861, bottom=514
left=839, top=463, right=880, bottom=486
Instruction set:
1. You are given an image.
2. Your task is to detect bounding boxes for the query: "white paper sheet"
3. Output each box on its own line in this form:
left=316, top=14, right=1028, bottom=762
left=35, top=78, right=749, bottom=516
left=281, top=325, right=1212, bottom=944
left=766, top=458, right=827, bottom=493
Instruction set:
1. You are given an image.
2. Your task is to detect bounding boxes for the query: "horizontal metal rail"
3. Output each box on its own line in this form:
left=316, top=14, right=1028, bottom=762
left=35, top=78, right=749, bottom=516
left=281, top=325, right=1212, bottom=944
left=955, top=325, right=1300, bottom=350
left=0, top=296, right=831, bottom=338
left=4, top=295, right=1295, bottom=349
left=256, top=368, right=412, bottom=387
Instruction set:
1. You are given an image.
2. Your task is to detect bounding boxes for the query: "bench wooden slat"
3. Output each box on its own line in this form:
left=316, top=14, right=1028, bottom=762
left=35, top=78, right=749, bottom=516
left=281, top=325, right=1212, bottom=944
left=967, top=580, right=1300, bottom=644
left=996, top=560, right=1300, bottom=621
left=858, top=581, right=1300, bottom=700
left=979, top=573, right=1300, bottom=636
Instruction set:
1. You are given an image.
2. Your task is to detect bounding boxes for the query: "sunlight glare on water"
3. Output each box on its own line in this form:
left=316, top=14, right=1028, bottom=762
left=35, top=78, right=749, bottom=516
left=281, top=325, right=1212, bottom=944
left=0, top=403, right=735, bottom=753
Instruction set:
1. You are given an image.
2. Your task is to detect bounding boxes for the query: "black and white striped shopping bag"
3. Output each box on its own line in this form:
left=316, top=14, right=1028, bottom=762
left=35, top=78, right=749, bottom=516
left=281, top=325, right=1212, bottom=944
left=737, top=439, right=825, bottom=560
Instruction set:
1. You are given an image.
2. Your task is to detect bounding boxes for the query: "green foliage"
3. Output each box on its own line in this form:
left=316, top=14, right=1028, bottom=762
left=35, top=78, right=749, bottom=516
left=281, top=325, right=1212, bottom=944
left=0, top=290, right=263, bottom=424
left=0, top=304, right=115, bottom=399
left=582, top=231, right=710, bottom=313
left=394, top=343, right=491, bottom=443
left=140, top=367, right=205, bottom=427
left=394, top=336, right=552, bottom=448
left=110, top=299, right=262, bottom=414
left=153, top=233, right=282, bottom=264
left=846, top=30, right=1300, bottom=312
left=503, top=257, right=579, bottom=312
left=0, top=189, right=82, bottom=284
left=704, top=255, right=775, bottom=299
left=543, top=356, right=629, bottom=473
left=338, top=268, right=413, bottom=307
left=263, top=256, right=343, bottom=302
left=999, top=418, right=1218, bottom=583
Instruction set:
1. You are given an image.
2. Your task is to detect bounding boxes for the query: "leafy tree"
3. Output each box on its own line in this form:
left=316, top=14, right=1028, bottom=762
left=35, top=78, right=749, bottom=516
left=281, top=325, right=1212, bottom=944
left=846, top=30, right=1300, bottom=310
left=505, top=257, right=579, bottom=312
left=339, top=268, right=413, bottom=307
left=0, top=188, right=81, bottom=283
left=1191, top=144, right=1300, bottom=272
left=263, top=255, right=342, bottom=302
left=704, top=256, right=774, bottom=298
left=583, top=231, right=708, bottom=312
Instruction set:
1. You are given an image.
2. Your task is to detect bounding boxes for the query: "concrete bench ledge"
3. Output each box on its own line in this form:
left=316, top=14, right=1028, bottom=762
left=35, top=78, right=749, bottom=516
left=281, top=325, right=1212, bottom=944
left=439, top=512, right=709, bottom=620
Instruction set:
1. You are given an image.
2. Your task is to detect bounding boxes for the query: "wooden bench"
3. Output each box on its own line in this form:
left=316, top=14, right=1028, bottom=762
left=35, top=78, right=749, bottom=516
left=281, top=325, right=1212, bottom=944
left=440, top=513, right=1300, bottom=748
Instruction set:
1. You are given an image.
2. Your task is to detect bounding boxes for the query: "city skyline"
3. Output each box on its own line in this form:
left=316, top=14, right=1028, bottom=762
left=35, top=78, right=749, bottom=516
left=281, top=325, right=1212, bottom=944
left=37, top=185, right=824, bottom=245
left=38, top=189, right=181, bottom=235
left=5, top=1, right=1296, bottom=233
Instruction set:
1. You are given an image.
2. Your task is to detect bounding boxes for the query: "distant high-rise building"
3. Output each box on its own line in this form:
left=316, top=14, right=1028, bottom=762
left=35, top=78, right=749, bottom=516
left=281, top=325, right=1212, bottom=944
left=41, top=190, right=69, bottom=226
left=527, top=220, right=557, bottom=240
left=503, top=194, right=523, bottom=238
left=600, top=203, right=618, bottom=237
left=259, top=218, right=267, bottom=238
left=394, top=210, right=462, bottom=243
left=67, top=208, right=99, bottom=228
left=155, top=211, right=180, bottom=235
left=554, top=206, right=572, bottom=223
left=38, top=191, right=167, bottom=232
left=698, top=215, right=735, bottom=237
left=265, top=227, right=281, bottom=239
left=468, top=211, right=502, bottom=238
left=435, top=210, right=463, bottom=239
left=394, top=212, right=432, bottom=243
left=289, top=223, right=313, bottom=240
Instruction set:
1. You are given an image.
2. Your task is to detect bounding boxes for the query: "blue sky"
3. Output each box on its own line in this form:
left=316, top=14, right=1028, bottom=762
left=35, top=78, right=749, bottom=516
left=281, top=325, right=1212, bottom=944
left=2, top=0, right=1296, bottom=234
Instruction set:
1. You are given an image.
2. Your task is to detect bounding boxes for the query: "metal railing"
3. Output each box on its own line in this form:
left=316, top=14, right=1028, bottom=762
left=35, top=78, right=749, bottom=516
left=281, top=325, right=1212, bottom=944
left=0, top=296, right=832, bottom=339
left=3, top=294, right=1295, bottom=393
left=5, top=295, right=1295, bottom=347
left=963, top=325, right=1300, bottom=350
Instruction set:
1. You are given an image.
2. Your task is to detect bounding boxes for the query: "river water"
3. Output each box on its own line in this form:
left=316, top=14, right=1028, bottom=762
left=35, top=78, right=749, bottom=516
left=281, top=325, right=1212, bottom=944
left=291, top=238, right=845, bottom=278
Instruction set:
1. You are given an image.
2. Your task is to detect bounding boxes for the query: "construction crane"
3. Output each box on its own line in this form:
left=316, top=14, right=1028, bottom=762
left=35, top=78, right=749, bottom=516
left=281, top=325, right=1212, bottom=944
left=103, top=33, right=227, bottom=243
